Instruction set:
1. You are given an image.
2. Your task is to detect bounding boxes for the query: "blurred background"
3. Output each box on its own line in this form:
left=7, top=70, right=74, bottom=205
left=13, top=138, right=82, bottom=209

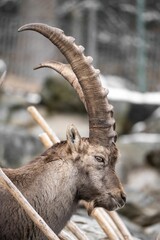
left=0, top=0, right=160, bottom=239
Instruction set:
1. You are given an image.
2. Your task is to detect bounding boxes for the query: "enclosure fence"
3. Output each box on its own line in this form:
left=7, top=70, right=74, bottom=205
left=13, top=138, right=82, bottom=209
left=1, top=6, right=160, bottom=91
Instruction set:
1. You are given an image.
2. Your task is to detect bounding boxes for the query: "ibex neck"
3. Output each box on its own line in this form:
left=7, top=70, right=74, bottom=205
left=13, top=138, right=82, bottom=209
left=3, top=158, right=78, bottom=236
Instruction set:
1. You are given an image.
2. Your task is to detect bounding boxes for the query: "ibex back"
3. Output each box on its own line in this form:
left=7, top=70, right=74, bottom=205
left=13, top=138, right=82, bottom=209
left=0, top=23, right=126, bottom=240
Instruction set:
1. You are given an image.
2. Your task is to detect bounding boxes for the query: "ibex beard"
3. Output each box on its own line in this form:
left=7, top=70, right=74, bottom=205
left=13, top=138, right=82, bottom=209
left=0, top=23, right=126, bottom=239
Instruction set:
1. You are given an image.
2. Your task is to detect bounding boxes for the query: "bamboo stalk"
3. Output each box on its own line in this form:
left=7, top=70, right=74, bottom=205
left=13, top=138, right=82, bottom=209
left=27, top=106, right=60, bottom=144
left=0, top=168, right=60, bottom=240
left=107, top=211, right=133, bottom=240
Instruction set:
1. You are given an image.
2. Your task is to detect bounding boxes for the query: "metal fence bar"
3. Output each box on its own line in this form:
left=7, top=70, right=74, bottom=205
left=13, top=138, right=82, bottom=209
left=1, top=12, right=160, bottom=90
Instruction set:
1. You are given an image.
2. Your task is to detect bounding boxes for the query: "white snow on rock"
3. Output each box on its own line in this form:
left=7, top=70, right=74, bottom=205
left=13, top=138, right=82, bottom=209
left=101, top=75, right=160, bottom=105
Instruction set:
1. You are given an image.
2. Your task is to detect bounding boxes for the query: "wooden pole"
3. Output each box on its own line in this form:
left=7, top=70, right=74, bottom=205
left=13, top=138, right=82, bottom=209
left=99, top=208, right=124, bottom=240
left=107, top=211, right=133, bottom=240
left=65, top=218, right=89, bottom=240
left=39, top=132, right=53, bottom=149
left=28, top=106, right=60, bottom=144
left=99, top=208, right=125, bottom=240
left=81, top=201, right=119, bottom=240
left=0, top=168, right=60, bottom=240
left=91, top=209, right=118, bottom=240
left=59, top=229, right=75, bottom=240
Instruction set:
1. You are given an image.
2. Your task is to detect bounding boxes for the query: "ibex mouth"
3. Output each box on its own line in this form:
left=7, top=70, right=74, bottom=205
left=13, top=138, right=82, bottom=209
left=92, top=193, right=126, bottom=212
left=111, top=197, right=125, bottom=210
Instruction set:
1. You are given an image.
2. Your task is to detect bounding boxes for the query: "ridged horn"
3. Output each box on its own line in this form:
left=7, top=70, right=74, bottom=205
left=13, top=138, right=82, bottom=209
left=18, top=23, right=116, bottom=146
left=34, top=61, right=87, bottom=109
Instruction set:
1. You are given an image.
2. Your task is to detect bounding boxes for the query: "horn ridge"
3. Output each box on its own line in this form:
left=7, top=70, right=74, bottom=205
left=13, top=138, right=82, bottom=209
left=18, top=23, right=116, bottom=146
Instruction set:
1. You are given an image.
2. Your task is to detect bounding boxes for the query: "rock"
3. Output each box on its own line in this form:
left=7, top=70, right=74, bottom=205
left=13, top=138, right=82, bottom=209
left=41, top=76, right=85, bottom=113
left=119, top=185, right=160, bottom=231
left=118, top=202, right=144, bottom=220
left=119, top=215, right=150, bottom=240
left=101, top=74, right=160, bottom=133
left=132, top=107, right=160, bottom=133
left=135, top=213, right=160, bottom=227
left=111, top=100, right=130, bottom=134
left=127, top=167, right=160, bottom=191
left=8, top=108, right=33, bottom=127
left=72, top=206, right=149, bottom=240
left=101, top=75, right=136, bottom=91
left=127, top=104, right=157, bottom=128
left=145, top=223, right=160, bottom=239
left=145, top=149, right=160, bottom=169
left=0, top=124, right=43, bottom=167
left=116, top=133, right=160, bottom=239
left=117, top=133, right=160, bottom=182
left=0, top=105, right=9, bottom=122
left=0, top=59, right=7, bottom=76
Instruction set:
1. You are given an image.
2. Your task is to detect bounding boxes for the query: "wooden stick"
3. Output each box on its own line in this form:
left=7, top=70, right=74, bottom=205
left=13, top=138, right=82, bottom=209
left=39, top=132, right=53, bottom=149
left=59, top=229, right=76, bottom=240
left=91, top=209, right=119, bottom=240
left=0, top=168, right=60, bottom=240
left=81, top=201, right=119, bottom=240
left=107, top=211, right=133, bottom=240
left=99, top=208, right=124, bottom=240
left=66, top=220, right=89, bottom=240
left=28, top=106, right=60, bottom=144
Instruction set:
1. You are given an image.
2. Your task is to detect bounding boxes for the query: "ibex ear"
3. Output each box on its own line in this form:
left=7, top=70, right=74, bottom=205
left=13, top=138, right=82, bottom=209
left=66, top=124, right=82, bottom=152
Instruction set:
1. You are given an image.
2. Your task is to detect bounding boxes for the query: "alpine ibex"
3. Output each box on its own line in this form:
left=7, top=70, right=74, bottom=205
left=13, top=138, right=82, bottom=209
left=0, top=23, right=126, bottom=240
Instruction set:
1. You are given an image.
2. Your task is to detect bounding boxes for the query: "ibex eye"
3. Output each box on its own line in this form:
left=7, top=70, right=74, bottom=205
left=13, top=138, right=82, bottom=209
left=95, top=156, right=105, bottom=163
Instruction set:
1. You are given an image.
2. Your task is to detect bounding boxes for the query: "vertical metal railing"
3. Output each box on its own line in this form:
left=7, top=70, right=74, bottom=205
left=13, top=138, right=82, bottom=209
left=0, top=7, right=160, bottom=91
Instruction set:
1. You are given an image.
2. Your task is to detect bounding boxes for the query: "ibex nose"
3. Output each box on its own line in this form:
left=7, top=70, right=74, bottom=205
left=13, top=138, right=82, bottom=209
left=111, top=190, right=127, bottom=209
left=121, top=192, right=126, bottom=204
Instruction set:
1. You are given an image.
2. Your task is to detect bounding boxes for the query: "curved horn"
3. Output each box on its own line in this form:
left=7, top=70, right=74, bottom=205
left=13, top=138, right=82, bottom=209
left=34, top=61, right=87, bottom=109
left=18, top=23, right=116, bottom=146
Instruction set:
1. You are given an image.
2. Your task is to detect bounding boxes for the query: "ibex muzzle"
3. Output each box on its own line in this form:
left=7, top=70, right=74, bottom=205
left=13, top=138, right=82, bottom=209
left=0, top=23, right=126, bottom=239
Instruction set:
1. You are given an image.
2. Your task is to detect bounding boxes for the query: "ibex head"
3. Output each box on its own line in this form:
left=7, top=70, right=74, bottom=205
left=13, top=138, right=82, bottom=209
left=18, top=24, right=126, bottom=212
left=65, top=124, right=126, bottom=212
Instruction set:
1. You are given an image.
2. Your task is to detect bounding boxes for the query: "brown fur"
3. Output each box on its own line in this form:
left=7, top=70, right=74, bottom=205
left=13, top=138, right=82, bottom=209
left=0, top=131, right=126, bottom=240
